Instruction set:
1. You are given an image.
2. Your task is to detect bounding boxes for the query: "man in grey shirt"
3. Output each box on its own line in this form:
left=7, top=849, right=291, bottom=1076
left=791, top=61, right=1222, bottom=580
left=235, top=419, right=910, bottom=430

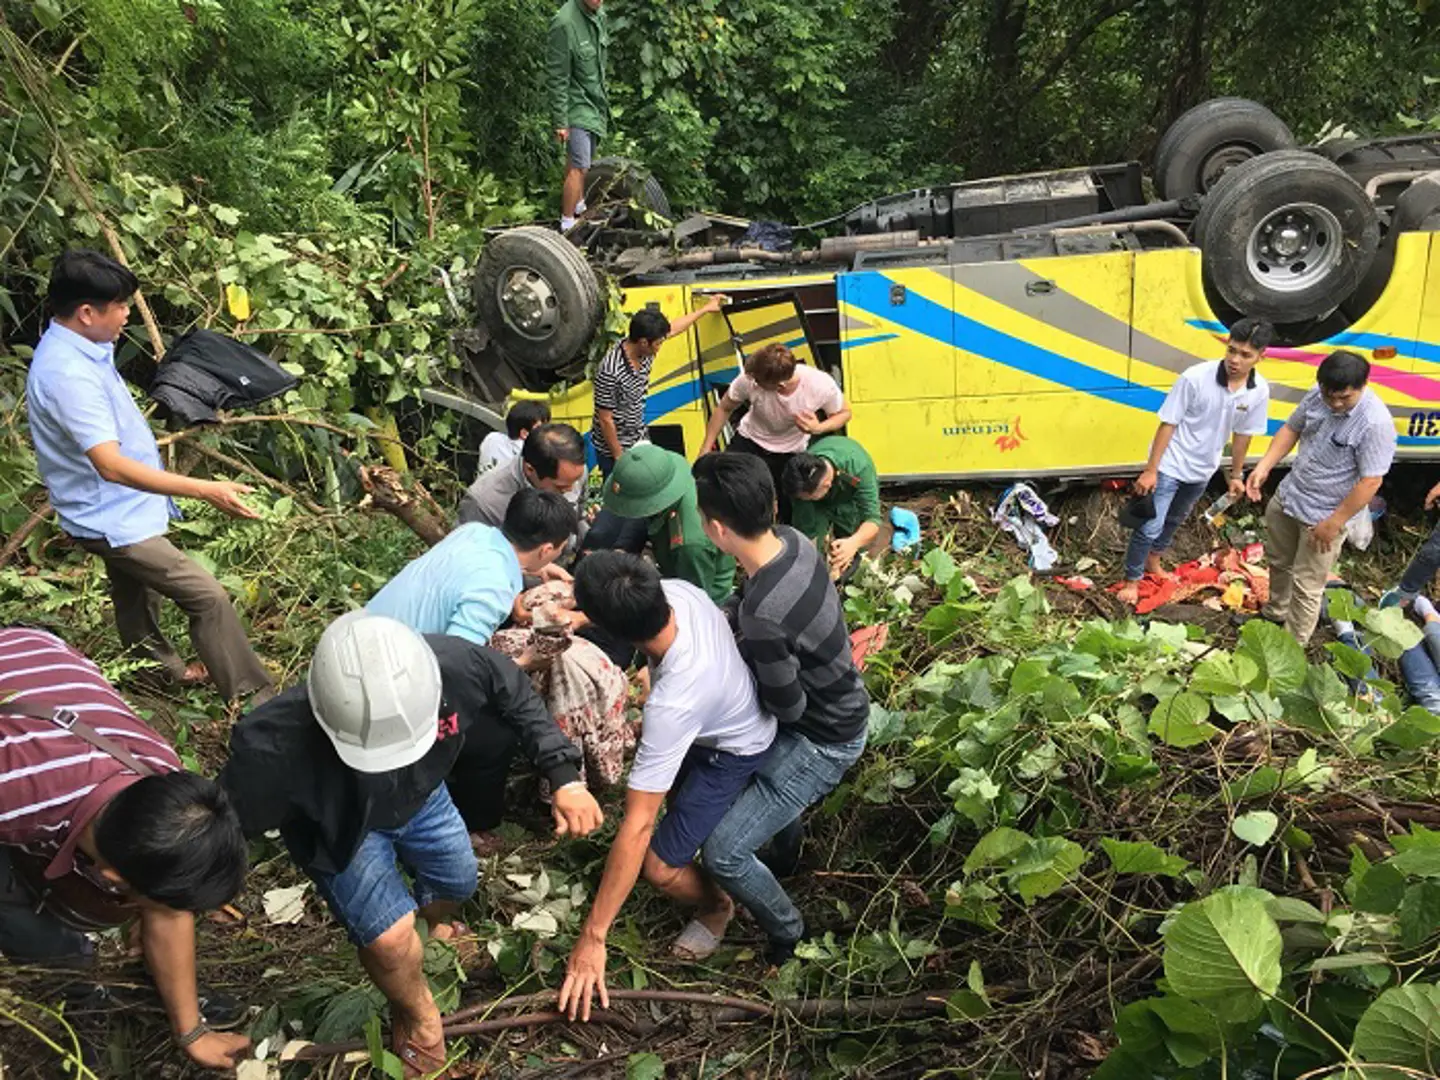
left=458, top=423, right=587, bottom=541
left=1246, top=350, right=1396, bottom=644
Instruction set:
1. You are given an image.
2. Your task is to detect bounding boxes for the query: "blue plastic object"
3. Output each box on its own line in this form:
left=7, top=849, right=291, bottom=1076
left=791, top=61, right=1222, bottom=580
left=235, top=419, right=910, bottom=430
left=890, top=507, right=921, bottom=551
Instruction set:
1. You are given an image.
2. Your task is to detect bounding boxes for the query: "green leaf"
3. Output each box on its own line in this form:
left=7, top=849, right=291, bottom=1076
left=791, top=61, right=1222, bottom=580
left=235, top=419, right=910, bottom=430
left=1237, top=620, right=1307, bottom=693
left=1363, top=606, right=1426, bottom=660
left=1232, top=811, right=1279, bottom=847
left=1163, top=889, right=1283, bottom=1022
left=963, top=827, right=1031, bottom=873
left=1352, top=983, right=1440, bottom=1073
left=920, top=546, right=957, bottom=585
left=1399, top=882, right=1440, bottom=948
left=1005, top=836, right=1086, bottom=904
left=1389, top=848, right=1440, bottom=878
left=1380, top=706, right=1440, bottom=749
left=1326, top=641, right=1375, bottom=681
left=1355, top=862, right=1408, bottom=914
left=1266, top=896, right=1327, bottom=924
left=1190, top=652, right=1261, bottom=697
left=1148, top=691, right=1219, bottom=748
left=1100, top=838, right=1190, bottom=878
left=945, top=988, right=990, bottom=1020
left=1309, top=951, right=1392, bottom=971
left=626, top=1052, right=666, bottom=1080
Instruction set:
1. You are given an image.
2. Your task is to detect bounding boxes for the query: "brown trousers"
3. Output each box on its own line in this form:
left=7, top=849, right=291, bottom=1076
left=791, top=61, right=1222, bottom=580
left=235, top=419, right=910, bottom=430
left=76, top=535, right=271, bottom=701
left=1261, top=498, right=1344, bottom=646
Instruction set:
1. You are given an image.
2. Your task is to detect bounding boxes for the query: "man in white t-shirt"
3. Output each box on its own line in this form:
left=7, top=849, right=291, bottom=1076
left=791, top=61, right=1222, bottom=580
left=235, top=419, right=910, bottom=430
left=1118, top=317, right=1273, bottom=606
left=557, top=552, right=776, bottom=1022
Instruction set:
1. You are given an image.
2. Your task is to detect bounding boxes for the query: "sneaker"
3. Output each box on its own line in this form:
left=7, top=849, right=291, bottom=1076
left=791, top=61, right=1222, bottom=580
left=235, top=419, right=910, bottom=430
left=1416, top=596, right=1438, bottom=621
left=765, top=935, right=801, bottom=967
left=1380, top=588, right=1414, bottom=609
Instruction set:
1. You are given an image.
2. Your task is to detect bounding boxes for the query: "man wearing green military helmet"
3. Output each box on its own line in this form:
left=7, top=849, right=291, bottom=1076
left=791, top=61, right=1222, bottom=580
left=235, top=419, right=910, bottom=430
left=602, top=445, right=736, bottom=604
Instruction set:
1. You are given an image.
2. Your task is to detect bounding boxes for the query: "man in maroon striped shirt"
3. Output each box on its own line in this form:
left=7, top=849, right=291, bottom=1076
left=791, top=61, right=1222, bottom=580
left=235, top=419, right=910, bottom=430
left=0, top=626, right=251, bottom=1069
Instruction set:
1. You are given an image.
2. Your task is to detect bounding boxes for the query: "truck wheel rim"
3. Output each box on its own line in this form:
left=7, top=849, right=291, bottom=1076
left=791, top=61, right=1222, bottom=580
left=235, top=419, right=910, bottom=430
left=1200, top=145, right=1257, bottom=191
left=1245, top=202, right=1343, bottom=294
left=497, top=265, right=560, bottom=340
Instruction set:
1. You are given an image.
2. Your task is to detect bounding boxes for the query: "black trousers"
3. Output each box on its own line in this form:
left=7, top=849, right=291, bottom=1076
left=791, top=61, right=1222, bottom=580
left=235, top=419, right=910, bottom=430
left=446, top=713, right=520, bottom=833
left=726, top=434, right=794, bottom=524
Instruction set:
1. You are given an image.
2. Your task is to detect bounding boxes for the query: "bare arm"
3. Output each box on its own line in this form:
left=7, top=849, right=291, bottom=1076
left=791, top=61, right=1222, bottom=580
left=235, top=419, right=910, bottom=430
left=1246, top=425, right=1301, bottom=500
left=594, top=409, right=624, bottom=462
left=1134, top=422, right=1177, bottom=493
left=699, top=396, right=739, bottom=455
left=666, top=295, right=728, bottom=340
left=810, top=402, right=851, bottom=434
left=87, top=442, right=258, bottom=519
left=140, top=904, right=250, bottom=1068
left=1227, top=434, right=1254, bottom=496
left=558, top=788, right=665, bottom=1021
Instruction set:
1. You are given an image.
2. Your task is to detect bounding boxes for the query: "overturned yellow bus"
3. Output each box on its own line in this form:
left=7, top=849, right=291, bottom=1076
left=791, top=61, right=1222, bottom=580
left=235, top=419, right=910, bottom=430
left=448, top=98, right=1440, bottom=480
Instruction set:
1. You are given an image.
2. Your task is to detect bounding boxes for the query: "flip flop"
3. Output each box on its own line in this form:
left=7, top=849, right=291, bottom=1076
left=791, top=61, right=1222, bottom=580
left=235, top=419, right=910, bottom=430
left=670, top=919, right=723, bottom=962
left=397, top=1034, right=450, bottom=1080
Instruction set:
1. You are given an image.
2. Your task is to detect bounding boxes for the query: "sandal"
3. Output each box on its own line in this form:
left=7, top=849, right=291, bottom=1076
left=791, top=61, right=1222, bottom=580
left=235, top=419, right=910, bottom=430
left=397, top=1033, right=450, bottom=1080
left=670, top=919, right=724, bottom=962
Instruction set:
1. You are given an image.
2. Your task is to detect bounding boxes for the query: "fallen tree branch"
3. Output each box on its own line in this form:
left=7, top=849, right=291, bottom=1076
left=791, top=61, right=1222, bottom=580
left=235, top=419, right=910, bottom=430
left=176, top=437, right=326, bottom=515
left=155, top=412, right=404, bottom=450
left=361, top=465, right=449, bottom=546
left=284, top=1009, right=652, bottom=1063
left=284, top=990, right=951, bottom=1064
left=0, top=502, right=53, bottom=568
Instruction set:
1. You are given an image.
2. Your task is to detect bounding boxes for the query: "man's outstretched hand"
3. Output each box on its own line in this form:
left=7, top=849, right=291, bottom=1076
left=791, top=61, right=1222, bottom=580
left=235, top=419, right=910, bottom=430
left=184, top=1030, right=250, bottom=1070
left=552, top=783, right=604, bottom=837
left=558, top=935, right=609, bottom=1022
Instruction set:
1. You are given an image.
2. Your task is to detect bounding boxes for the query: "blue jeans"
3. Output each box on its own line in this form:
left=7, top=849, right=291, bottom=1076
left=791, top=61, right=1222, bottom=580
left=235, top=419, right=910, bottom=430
left=305, top=786, right=478, bottom=947
left=1398, top=520, right=1440, bottom=599
left=1123, top=472, right=1207, bottom=581
left=1401, top=622, right=1440, bottom=713
left=701, top=728, right=867, bottom=945
left=582, top=448, right=649, bottom=555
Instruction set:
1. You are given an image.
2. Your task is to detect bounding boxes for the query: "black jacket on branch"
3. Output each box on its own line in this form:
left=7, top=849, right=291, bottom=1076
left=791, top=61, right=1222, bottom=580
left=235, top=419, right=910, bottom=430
left=148, top=329, right=297, bottom=425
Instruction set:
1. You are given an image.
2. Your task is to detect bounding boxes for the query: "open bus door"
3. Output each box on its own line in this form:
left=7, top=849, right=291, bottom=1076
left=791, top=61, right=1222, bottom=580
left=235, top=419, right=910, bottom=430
left=692, top=291, right=821, bottom=449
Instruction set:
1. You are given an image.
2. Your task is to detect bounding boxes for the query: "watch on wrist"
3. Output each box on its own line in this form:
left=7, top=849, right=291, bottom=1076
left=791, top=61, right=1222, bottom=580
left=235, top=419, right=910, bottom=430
left=174, top=1020, right=211, bottom=1049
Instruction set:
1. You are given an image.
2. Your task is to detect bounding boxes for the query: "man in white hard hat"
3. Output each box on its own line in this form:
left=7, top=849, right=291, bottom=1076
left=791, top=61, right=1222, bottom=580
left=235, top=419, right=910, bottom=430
left=220, top=612, right=603, bottom=1075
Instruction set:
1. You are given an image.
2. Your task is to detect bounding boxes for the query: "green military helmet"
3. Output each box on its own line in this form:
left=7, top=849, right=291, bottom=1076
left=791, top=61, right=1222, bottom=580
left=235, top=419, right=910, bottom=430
left=603, top=444, right=693, bottom=519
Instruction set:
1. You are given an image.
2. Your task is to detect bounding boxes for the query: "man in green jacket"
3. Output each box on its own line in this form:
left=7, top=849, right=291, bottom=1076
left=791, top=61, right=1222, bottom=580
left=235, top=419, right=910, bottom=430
left=547, top=0, right=610, bottom=233
left=783, top=436, right=889, bottom=579
left=602, top=445, right=736, bottom=604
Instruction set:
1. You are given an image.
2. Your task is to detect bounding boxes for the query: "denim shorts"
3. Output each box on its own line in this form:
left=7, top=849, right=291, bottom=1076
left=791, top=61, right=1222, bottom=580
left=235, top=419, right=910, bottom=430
left=650, top=743, right=772, bottom=869
left=305, top=786, right=478, bottom=947
left=568, top=127, right=598, bottom=171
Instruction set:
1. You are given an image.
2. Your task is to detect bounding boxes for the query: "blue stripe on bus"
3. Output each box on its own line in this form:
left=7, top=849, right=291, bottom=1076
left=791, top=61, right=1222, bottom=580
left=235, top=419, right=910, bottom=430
left=841, top=333, right=901, bottom=350
left=842, top=272, right=1167, bottom=411
left=1186, top=317, right=1440, bottom=365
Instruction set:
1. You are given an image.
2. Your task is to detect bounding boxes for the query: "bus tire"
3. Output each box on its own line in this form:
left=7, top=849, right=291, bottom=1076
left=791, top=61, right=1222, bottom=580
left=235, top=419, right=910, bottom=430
left=1341, top=172, right=1440, bottom=321
left=1155, top=98, right=1295, bottom=200
left=1194, top=149, right=1380, bottom=323
left=472, top=226, right=603, bottom=372
left=584, top=157, right=672, bottom=222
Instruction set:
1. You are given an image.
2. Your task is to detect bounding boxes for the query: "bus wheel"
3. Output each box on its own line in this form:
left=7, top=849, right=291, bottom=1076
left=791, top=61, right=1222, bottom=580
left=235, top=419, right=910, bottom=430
left=1341, top=172, right=1440, bottom=321
left=472, top=226, right=603, bottom=372
left=584, top=157, right=672, bottom=223
left=1194, top=150, right=1379, bottom=323
left=1154, top=98, right=1294, bottom=200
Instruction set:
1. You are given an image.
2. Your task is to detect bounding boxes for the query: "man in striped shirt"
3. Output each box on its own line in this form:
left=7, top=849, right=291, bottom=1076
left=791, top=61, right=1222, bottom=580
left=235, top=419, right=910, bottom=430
left=1246, top=351, right=1398, bottom=645
left=690, top=454, right=870, bottom=963
left=0, top=626, right=250, bottom=1069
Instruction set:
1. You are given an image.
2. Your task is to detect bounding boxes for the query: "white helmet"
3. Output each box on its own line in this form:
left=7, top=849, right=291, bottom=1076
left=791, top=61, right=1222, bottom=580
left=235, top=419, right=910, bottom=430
left=307, top=612, right=443, bottom=773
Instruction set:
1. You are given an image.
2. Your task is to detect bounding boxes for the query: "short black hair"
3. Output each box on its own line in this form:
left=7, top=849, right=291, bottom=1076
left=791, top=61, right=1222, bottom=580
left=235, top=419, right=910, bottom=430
left=783, top=453, right=831, bottom=498
left=1228, top=316, right=1275, bottom=352
left=693, top=453, right=774, bottom=539
left=505, top=399, right=551, bottom=440
left=573, top=551, right=671, bottom=642
left=93, top=772, right=246, bottom=912
left=48, top=249, right=139, bottom=318
left=502, top=487, right=577, bottom=550
left=523, top=423, right=587, bottom=481
left=1317, top=349, right=1371, bottom=392
left=627, top=308, right=671, bottom=343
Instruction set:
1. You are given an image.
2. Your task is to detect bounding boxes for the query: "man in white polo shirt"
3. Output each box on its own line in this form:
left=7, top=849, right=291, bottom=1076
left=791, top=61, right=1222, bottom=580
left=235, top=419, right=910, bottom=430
left=1118, top=317, right=1273, bottom=606
left=555, top=551, right=775, bottom=1022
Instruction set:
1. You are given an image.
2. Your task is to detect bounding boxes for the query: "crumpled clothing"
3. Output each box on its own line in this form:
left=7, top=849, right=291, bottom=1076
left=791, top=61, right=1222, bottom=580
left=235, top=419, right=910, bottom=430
left=993, top=483, right=1060, bottom=572
left=489, top=583, right=634, bottom=788
left=1110, top=545, right=1270, bottom=614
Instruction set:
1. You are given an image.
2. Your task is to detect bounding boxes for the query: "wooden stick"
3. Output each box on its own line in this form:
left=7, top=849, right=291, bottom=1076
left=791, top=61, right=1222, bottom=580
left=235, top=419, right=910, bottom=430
left=443, top=989, right=772, bottom=1026
left=0, top=503, right=53, bottom=568
left=176, top=436, right=326, bottom=515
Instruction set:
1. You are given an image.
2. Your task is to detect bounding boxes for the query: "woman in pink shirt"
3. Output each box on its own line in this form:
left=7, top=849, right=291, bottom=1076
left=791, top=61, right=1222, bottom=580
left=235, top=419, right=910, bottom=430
left=698, top=344, right=852, bottom=521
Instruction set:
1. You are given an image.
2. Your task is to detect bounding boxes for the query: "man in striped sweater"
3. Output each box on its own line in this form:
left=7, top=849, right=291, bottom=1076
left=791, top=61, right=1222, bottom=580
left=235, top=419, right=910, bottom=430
left=0, top=626, right=250, bottom=1069
left=690, top=454, right=870, bottom=963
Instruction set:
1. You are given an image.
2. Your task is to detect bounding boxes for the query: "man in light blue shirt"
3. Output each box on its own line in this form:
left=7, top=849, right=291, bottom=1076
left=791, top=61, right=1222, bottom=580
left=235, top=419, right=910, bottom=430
left=25, top=250, right=272, bottom=702
left=368, top=488, right=577, bottom=648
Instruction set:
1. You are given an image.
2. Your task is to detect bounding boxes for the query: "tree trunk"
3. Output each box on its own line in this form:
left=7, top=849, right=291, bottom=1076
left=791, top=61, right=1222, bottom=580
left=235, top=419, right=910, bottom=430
left=361, top=465, right=449, bottom=547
